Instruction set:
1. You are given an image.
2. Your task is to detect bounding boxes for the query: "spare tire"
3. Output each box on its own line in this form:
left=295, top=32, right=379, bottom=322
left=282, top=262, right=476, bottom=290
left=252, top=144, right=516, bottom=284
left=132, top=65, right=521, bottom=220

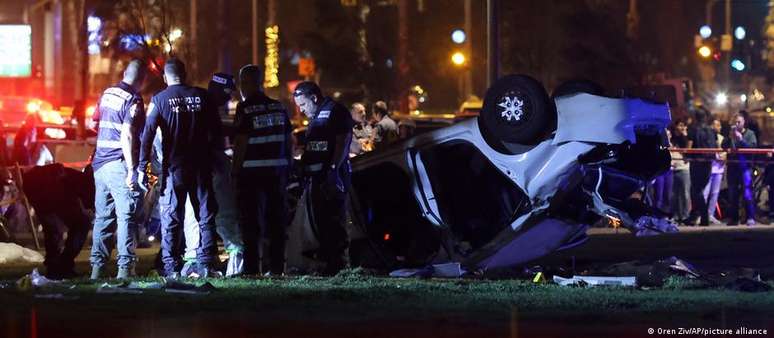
left=478, top=74, right=553, bottom=149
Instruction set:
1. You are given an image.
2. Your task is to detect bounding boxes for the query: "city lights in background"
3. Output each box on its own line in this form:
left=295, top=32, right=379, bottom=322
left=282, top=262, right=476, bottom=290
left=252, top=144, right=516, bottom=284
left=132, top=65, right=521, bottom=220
left=734, top=26, right=746, bottom=40
left=87, top=16, right=101, bottom=55
left=731, top=59, right=745, bottom=71
left=169, top=28, right=182, bottom=43
left=451, top=51, right=466, bottom=66
left=264, top=25, right=280, bottom=88
left=451, top=29, right=466, bottom=44
left=699, top=25, right=712, bottom=39
left=0, top=25, right=32, bottom=77
left=740, top=94, right=747, bottom=103
left=698, top=45, right=712, bottom=58
left=715, top=92, right=728, bottom=106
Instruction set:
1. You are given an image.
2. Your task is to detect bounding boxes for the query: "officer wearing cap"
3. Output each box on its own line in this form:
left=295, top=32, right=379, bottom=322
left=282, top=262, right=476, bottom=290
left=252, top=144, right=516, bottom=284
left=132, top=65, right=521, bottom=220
left=232, top=65, right=292, bottom=275
left=90, top=59, right=146, bottom=279
left=293, top=81, right=354, bottom=276
left=138, top=58, right=220, bottom=278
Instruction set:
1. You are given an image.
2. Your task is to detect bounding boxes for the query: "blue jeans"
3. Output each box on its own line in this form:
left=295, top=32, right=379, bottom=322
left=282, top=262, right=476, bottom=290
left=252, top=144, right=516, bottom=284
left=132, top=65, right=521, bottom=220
left=90, top=160, right=142, bottom=268
left=727, top=165, right=755, bottom=221
left=159, top=167, right=218, bottom=273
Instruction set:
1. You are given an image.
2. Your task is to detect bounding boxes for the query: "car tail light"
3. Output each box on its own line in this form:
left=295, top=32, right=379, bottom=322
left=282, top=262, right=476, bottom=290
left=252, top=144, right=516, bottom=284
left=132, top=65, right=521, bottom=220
left=44, top=127, right=66, bottom=139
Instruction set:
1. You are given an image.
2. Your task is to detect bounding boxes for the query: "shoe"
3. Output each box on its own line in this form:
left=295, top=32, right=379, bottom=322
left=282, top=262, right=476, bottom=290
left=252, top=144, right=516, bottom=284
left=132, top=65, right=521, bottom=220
left=727, top=220, right=739, bottom=226
left=184, top=262, right=223, bottom=279
left=681, top=217, right=700, bottom=226
left=180, top=261, right=197, bottom=277
left=90, top=265, right=104, bottom=280
left=746, top=218, right=756, bottom=226
left=225, top=250, right=244, bottom=277
left=709, top=217, right=723, bottom=225
left=116, top=265, right=136, bottom=279
left=194, top=264, right=223, bottom=279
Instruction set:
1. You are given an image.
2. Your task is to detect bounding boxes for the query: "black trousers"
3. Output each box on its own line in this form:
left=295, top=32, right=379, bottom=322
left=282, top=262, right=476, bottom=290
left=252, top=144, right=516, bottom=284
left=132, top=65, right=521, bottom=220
left=306, top=178, right=348, bottom=272
left=160, top=168, right=219, bottom=273
left=39, top=209, right=90, bottom=276
left=689, top=162, right=712, bottom=224
left=236, top=174, right=289, bottom=274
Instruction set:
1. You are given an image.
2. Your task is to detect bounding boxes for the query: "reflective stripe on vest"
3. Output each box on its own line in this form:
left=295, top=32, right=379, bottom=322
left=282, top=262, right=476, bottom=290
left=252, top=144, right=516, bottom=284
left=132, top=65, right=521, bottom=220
left=306, top=141, right=328, bottom=152
left=252, top=113, right=286, bottom=130
left=242, top=158, right=289, bottom=168
left=97, top=140, right=122, bottom=149
left=247, top=134, right=286, bottom=144
left=99, top=121, right=124, bottom=130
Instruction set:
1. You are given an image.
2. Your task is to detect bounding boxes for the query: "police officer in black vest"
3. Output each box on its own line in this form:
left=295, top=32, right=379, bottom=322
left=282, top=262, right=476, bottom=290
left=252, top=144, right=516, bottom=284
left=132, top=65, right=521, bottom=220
left=232, top=65, right=292, bottom=275
left=293, top=81, right=354, bottom=276
left=138, top=58, right=221, bottom=278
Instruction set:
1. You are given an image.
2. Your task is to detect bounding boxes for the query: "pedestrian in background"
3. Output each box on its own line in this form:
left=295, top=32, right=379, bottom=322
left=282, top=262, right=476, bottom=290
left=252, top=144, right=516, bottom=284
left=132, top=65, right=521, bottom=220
left=723, top=112, right=757, bottom=226
left=670, top=119, right=691, bottom=222
left=685, top=108, right=717, bottom=226
left=703, top=118, right=726, bottom=225
left=651, top=128, right=673, bottom=214
left=370, top=101, right=397, bottom=151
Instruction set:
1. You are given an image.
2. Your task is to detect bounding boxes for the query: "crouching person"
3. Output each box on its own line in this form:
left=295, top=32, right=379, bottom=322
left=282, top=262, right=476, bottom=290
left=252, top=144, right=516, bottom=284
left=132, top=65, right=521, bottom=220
left=23, top=164, right=94, bottom=279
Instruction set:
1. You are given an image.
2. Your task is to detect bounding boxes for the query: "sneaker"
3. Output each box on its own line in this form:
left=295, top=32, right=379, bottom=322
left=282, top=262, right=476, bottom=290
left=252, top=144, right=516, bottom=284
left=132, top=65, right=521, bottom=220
left=90, top=265, right=104, bottom=280
left=709, top=216, right=723, bottom=225
left=226, top=251, right=244, bottom=277
left=746, top=218, right=756, bottom=226
left=191, top=263, right=223, bottom=279
left=182, top=262, right=223, bottom=279
left=116, top=265, right=136, bottom=279
left=180, top=261, right=197, bottom=278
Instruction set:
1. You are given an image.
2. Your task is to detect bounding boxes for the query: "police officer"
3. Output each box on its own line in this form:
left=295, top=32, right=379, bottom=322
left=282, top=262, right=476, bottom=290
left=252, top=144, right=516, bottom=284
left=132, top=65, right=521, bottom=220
left=90, top=59, right=146, bottom=279
left=181, top=72, right=246, bottom=277
left=293, top=81, right=354, bottom=276
left=138, top=58, right=220, bottom=278
left=231, top=65, right=292, bottom=276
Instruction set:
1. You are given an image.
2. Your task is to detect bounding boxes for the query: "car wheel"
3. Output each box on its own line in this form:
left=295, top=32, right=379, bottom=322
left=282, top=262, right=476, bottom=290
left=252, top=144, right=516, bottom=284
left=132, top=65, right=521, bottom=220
left=478, top=74, right=553, bottom=150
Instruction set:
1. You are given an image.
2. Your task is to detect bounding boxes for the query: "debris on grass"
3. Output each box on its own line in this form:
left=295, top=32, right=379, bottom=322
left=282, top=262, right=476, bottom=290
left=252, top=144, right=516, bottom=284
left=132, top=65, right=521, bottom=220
left=388, top=263, right=467, bottom=278
left=0, top=242, right=44, bottom=265
left=553, top=275, right=636, bottom=287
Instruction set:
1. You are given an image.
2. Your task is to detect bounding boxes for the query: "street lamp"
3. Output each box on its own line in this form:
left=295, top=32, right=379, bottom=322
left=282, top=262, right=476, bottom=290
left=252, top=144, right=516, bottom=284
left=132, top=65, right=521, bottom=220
left=715, top=92, right=728, bottom=106
left=451, top=29, right=466, bottom=44
left=698, top=46, right=712, bottom=58
left=451, top=51, right=466, bottom=66
left=699, top=25, right=712, bottom=39
left=734, top=26, right=746, bottom=40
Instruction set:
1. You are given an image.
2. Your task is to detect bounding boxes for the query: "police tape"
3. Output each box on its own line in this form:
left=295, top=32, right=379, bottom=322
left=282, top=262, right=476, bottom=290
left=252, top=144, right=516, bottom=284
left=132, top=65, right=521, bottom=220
left=669, top=148, right=774, bottom=165
left=670, top=148, right=774, bottom=155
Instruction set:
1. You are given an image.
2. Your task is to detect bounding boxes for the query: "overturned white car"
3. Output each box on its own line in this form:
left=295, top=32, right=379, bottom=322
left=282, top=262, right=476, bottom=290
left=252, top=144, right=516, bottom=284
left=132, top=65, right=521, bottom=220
left=340, top=75, right=676, bottom=272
